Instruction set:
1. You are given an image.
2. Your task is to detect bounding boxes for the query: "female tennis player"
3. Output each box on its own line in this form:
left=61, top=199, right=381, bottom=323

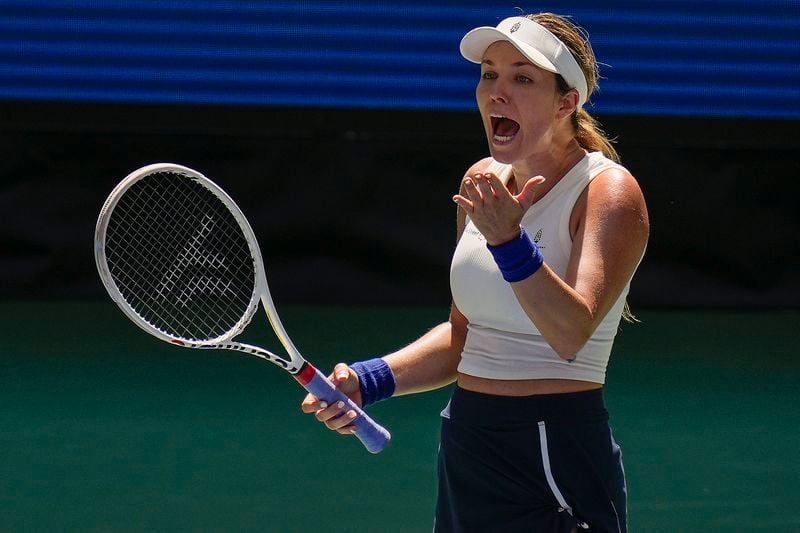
left=302, top=12, right=648, bottom=532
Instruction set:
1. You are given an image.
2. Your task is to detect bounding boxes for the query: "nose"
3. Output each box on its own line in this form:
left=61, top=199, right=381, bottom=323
left=488, top=81, right=509, bottom=104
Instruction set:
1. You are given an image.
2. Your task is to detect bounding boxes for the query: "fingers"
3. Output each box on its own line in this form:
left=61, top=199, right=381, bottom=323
left=456, top=172, right=499, bottom=211
left=300, top=392, right=322, bottom=414
left=483, top=172, right=513, bottom=201
left=455, top=172, right=513, bottom=215
left=463, top=173, right=489, bottom=202
left=515, top=175, right=546, bottom=211
left=315, top=400, right=359, bottom=434
left=459, top=172, right=545, bottom=212
left=473, top=173, right=495, bottom=201
left=331, top=363, right=350, bottom=386
left=300, top=363, right=360, bottom=436
left=469, top=172, right=515, bottom=201
left=461, top=176, right=482, bottom=208
left=301, top=395, right=358, bottom=434
left=324, top=364, right=359, bottom=434
left=452, top=194, right=473, bottom=212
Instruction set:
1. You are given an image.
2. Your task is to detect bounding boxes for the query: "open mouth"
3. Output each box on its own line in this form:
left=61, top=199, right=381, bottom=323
left=490, top=115, right=520, bottom=144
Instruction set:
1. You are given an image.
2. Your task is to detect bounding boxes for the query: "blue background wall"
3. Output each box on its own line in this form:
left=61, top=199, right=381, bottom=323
left=2, top=0, right=798, bottom=117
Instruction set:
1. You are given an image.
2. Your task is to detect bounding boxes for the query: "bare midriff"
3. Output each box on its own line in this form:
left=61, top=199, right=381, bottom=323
left=457, top=372, right=602, bottom=396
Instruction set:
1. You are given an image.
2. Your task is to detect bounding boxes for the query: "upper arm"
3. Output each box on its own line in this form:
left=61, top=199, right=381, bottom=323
left=566, top=168, right=649, bottom=321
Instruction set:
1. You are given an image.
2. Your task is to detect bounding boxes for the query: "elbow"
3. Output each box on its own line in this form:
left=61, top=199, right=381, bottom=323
left=549, top=328, right=592, bottom=361
left=553, top=342, right=586, bottom=361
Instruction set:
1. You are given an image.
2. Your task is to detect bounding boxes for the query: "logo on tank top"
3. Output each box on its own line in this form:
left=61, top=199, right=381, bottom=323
left=533, top=228, right=546, bottom=249
left=465, top=224, right=484, bottom=241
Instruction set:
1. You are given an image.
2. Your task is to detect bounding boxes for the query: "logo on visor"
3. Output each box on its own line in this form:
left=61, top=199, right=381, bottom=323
left=510, top=22, right=521, bottom=33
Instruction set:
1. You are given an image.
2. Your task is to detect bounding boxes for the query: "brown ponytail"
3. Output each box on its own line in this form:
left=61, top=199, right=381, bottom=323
left=528, top=13, right=620, bottom=163
left=576, top=109, right=619, bottom=162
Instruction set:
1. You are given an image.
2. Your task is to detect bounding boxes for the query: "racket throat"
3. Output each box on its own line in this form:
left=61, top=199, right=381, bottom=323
left=172, top=339, right=300, bottom=373
left=293, top=362, right=318, bottom=385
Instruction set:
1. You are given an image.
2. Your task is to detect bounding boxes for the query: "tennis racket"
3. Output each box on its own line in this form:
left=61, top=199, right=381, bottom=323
left=94, top=163, right=391, bottom=453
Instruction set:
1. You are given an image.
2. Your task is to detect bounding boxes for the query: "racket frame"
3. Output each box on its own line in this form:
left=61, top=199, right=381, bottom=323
left=95, top=164, right=303, bottom=369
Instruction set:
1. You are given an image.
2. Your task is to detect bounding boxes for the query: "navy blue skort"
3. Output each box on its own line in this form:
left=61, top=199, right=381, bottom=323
left=434, top=386, right=627, bottom=532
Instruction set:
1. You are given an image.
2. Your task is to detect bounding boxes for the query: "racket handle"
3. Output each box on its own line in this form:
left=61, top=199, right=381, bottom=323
left=296, top=363, right=391, bottom=454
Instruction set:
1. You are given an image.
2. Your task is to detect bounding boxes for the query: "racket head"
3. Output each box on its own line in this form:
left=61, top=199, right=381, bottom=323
left=95, top=163, right=267, bottom=346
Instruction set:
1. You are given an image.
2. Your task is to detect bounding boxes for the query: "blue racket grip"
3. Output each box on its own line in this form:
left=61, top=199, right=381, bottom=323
left=295, top=363, right=391, bottom=454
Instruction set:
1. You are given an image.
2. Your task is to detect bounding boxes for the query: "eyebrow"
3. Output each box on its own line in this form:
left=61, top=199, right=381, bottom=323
left=480, top=59, right=537, bottom=68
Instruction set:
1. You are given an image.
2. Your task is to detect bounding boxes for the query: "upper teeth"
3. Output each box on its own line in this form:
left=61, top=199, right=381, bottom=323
left=491, top=114, right=507, bottom=119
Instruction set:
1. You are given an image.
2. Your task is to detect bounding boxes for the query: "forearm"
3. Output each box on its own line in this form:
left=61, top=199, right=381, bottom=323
left=511, top=263, right=597, bottom=359
left=303, top=318, right=466, bottom=436
left=383, top=321, right=466, bottom=396
left=486, top=228, right=598, bottom=359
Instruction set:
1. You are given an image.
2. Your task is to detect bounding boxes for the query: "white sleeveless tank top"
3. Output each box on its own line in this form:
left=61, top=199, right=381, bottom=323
left=450, top=151, right=633, bottom=384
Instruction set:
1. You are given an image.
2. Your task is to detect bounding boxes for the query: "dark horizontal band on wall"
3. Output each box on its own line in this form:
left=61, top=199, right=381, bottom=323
left=1, top=100, right=797, bottom=308
left=2, top=100, right=798, bottom=151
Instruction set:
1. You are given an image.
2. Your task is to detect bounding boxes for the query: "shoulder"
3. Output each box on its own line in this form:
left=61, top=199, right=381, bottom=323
left=589, top=167, right=647, bottom=220
left=571, top=165, right=649, bottom=241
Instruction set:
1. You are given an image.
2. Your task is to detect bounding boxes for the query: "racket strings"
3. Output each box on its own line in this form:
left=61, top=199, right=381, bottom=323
left=110, top=177, right=253, bottom=339
left=137, top=176, right=255, bottom=335
left=109, top=186, right=237, bottom=337
left=105, top=171, right=257, bottom=341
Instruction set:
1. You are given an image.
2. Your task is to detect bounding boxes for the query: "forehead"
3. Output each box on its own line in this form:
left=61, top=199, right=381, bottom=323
left=481, top=41, right=543, bottom=70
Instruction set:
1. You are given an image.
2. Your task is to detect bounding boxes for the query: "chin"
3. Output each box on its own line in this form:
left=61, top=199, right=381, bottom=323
left=487, top=143, right=519, bottom=165
left=489, top=153, right=514, bottom=165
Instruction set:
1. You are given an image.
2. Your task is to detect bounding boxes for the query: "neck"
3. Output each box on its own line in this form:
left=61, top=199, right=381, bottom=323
left=510, top=139, right=585, bottom=199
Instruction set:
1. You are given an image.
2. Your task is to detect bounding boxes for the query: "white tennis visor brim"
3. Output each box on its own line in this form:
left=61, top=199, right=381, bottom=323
left=460, top=17, right=588, bottom=108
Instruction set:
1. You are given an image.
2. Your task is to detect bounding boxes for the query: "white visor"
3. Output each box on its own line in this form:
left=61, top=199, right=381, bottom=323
left=460, top=16, right=588, bottom=108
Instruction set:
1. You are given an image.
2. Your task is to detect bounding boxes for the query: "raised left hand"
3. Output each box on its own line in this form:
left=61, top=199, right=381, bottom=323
left=453, top=172, right=545, bottom=245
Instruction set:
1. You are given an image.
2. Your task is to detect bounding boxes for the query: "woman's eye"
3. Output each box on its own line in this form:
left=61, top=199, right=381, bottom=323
left=481, top=72, right=497, bottom=80
left=517, top=75, right=532, bottom=83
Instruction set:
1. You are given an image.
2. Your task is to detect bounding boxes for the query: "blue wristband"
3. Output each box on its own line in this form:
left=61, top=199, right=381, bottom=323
left=350, top=358, right=396, bottom=408
left=486, top=227, right=544, bottom=282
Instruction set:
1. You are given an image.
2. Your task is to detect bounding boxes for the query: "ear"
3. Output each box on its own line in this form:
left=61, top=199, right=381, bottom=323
left=555, top=89, right=580, bottom=120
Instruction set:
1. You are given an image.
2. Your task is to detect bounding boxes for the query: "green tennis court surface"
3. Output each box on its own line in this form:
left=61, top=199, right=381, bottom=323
left=1, top=302, right=798, bottom=532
